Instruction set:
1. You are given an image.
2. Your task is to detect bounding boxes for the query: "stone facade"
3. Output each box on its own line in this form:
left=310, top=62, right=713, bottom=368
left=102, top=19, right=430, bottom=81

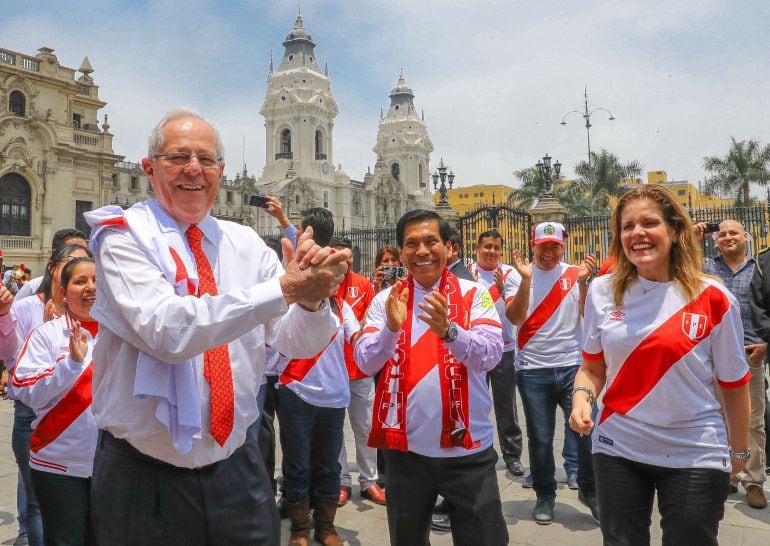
left=0, top=46, right=121, bottom=273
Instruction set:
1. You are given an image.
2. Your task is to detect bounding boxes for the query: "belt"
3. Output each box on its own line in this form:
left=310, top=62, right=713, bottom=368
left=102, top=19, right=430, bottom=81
left=98, top=430, right=219, bottom=472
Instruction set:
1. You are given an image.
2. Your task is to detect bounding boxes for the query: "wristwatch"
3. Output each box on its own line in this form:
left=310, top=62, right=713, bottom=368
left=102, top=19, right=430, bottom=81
left=729, top=447, right=751, bottom=461
left=441, top=321, right=458, bottom=342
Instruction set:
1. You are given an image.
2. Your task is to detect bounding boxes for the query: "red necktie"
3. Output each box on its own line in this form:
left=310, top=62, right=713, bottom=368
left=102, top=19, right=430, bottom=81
left=186, top=225, right=234, bottom=446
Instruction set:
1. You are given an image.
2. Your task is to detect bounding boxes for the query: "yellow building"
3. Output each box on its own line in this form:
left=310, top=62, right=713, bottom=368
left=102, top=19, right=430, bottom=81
left=432, top=183, right=515, bottom=215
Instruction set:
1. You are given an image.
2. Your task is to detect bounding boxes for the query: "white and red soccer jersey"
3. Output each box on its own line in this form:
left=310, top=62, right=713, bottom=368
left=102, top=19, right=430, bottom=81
left=512, top=262, right=582, bottom=370
left=12, top=314, right=98, bottom=478
left=336, top=271, right=375, bottom=379
left=473, top=263, right=521, bottom=352
left=355, top=277, right=503, bottom=458
left=583, top=275, right=748, bottom=470
left=278, top=300, right=358, bottom=408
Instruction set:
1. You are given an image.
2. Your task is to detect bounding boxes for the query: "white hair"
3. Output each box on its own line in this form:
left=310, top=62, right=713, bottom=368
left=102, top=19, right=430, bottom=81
left=147, top=108, right=225, bottom=159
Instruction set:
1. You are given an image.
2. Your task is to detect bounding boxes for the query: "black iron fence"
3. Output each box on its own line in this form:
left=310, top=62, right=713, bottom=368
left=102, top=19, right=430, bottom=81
left=255, top=203, right=770, bottom=276
left=456, top=205, right=532, bottom=265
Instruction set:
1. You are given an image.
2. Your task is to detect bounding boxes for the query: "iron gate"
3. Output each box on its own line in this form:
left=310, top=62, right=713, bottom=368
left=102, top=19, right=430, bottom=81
left=457, top=205, right=533, bottom=265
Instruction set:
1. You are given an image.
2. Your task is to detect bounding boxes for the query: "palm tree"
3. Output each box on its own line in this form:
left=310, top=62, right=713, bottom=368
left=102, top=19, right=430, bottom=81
left=703, top=137, right=770, bottom=204
left=507, top=167, right=549, bottom=209
left=574, top=149, right=643, bottom=212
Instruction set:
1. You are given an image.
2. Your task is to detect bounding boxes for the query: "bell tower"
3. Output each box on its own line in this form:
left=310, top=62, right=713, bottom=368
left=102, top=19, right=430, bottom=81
left=372, top=70, right=433, bottom=201
left=259, top=10, right=339, bottom=183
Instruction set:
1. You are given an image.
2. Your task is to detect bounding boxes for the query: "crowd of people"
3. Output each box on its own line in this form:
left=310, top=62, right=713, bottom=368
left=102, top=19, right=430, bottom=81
left=0, top=108, right=766, bottom=546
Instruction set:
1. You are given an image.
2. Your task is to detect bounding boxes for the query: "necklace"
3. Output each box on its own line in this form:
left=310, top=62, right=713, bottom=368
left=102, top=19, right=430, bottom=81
left=637, top=276, right=670, bottom=294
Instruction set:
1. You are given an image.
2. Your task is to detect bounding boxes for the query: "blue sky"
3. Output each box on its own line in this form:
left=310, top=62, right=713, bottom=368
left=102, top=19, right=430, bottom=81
left=3, top=0, right=769, bottom=191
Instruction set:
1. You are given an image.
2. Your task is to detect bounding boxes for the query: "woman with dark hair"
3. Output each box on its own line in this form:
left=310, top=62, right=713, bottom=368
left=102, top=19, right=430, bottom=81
left=14, top=257, right=98, bottom=546
left=372, top=244, right=403, bottom=292
left=570, top=185, right=750, bottom=545
left=6, top=243, right=91, bottom=546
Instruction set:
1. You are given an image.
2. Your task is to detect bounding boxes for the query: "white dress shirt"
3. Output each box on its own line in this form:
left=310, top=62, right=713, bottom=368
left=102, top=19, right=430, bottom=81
left=89, top=201, right=338, bottom=468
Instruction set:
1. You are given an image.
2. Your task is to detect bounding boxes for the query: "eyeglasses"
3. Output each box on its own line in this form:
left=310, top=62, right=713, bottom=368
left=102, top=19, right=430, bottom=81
left=154, top=152, right=222, bottom=169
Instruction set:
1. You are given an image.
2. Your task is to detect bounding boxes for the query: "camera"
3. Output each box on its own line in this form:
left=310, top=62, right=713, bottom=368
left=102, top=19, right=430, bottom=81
left=382, top=266, right=406, bottom=281
left=249, top=195, right=269, bottom=209
left=703, top=220, right=721, bottom=234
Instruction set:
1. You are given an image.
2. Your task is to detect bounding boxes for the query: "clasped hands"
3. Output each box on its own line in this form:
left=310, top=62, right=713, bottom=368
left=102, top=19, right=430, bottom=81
left=279, top=227, right=350, bottom=310
left=385, top=280, right=450, bottom=339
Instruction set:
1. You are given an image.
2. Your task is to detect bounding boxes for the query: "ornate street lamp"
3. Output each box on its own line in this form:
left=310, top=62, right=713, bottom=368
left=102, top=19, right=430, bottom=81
left=535, top=153, right=562, bottom=198
left=432, top=157, right=455, bottom=207
left=561, top=86, right=615, bottom=168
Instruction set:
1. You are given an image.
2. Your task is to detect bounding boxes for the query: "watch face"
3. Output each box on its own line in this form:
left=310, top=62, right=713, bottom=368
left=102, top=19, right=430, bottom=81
left=322, top=162, right=329, bottom=174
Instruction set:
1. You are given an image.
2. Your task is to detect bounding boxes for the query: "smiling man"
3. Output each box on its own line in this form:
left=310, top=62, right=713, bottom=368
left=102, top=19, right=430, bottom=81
left=84, top=109, right=350, bottom=546
left=506, top=221, right=599, bottom=526
left=701, top=219, right=767, bottom=509
left=355, top=209, right=507, bottom=546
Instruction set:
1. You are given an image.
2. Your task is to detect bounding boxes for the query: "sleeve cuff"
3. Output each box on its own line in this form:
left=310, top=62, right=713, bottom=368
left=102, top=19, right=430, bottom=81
left=582, top=349, right=604, bottom=361
left=718, top=371, right=751, bottom=389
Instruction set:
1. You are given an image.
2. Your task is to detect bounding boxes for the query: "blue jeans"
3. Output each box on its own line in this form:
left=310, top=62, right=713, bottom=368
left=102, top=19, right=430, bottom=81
left=517, top=366, right=595, bottom=499
left=12, top=401, right=43, bottom=546
left=277, top=386, right=345, bottom=503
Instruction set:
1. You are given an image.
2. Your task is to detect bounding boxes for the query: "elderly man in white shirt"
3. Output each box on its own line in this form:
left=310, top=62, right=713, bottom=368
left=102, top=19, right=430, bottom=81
left=84, top=109, right=349, bottom=546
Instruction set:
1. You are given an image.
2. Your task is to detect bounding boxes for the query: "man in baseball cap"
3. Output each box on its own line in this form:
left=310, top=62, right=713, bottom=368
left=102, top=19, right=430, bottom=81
left=506, top=220, right=599, bottom=525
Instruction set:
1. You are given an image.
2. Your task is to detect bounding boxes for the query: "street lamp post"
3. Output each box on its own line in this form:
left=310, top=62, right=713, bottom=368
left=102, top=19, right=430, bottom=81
left=535, top=153, right=561, bottom=198
left=560, top=86, right=615, bottom=168
left=432, top=157, right=455, bottom=207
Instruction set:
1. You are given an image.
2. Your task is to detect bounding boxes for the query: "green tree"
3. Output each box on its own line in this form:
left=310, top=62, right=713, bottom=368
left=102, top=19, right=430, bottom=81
left=574, top=149, right=643, bottom=211
left=703, top=137, right=770, bottom=204
left=507, top=167, right=549, bottom=209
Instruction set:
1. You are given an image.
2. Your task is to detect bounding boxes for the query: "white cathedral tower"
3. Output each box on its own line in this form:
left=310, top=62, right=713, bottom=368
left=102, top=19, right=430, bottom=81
left=372, top=71, right=433, bottom=199
left=259, top=11, right=343, bottom=189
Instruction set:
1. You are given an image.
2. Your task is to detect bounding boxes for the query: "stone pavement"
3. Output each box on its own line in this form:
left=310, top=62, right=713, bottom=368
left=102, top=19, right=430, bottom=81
left=0, top=397, right=768, bottom=545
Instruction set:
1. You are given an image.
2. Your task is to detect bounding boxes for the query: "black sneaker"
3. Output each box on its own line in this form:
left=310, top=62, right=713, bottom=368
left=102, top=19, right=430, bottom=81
left=505, top=458, right=525, bottom=476
left=431, top=513, right=452, bottom=532
left=578, top=491, right=600, bottom=524
left=533, top=497, right=554, bottom=525
left=522, top=473, right=534, bottom=488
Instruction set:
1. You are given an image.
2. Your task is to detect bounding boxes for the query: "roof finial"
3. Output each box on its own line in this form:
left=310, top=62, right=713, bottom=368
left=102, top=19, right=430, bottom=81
left=324, top=58, right=328, bottom=76
left=295, top=4, right=303, bottom=28
left=421, top=108, right=425, bottom=121
left=269, top=50, right=274, bottom=73
left=380, top=106, right=383, bottom=119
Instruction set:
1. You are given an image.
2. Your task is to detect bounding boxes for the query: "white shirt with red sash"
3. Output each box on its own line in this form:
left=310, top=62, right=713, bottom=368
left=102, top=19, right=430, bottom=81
left=473, top=263, right=520, bottom=352
left=355, top=270, right=503, bottom=458
left=278, top=300, right=359, bottom=408
left=512, top=262, right=582, bottom=370
left=582, top=275, right=749, bottom=470
left=12, top=314, right=98, bottom=478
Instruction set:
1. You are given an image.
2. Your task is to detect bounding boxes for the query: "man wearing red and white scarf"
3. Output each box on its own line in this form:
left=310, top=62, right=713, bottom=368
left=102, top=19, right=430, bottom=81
left=355, top=209, right=507, bottom=546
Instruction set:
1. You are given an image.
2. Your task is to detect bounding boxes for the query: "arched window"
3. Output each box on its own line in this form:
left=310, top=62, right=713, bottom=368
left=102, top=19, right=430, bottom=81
left=276, top=128, right=292, bottom=159
left=419, top=163, right=425, bottom=187
left=0, top=173, right=31, bottom=235
left=9, top=91, right=26, bottom=117
left=391, top=162, right=400, bottom=181
left=315, top=130, right=322, bottom=155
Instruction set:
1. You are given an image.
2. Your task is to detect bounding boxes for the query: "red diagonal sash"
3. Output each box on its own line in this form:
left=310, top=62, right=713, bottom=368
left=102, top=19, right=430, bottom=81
left=31, top=362, right=93, bottom=453
left=517, top=266, right=580, bottom=350
left=599, top=284, right=730, bottom=424
left=279, top=297, right=344, bottom=385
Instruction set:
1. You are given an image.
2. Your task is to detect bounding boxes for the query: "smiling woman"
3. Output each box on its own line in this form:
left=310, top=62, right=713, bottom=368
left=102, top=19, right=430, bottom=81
left=12, top=256, right=100, bottom=546
left=570, top=185, right=751, bottom=545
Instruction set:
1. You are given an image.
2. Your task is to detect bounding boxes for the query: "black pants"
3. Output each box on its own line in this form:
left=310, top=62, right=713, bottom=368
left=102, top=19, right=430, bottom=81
left=486, top=351, right=523, bottom=461
left=31, top=469, right=94, bottom=546
left=594, top=453, right=729, bottom=546
left=258, top=375, right=280, bottom=494
left=383, top=446, right=508, bottom=546
left=91, top=431, right=279, bottom=546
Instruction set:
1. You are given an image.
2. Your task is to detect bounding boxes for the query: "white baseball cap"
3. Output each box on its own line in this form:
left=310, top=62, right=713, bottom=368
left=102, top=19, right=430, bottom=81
left=532, top=222, right=567, bottom=245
